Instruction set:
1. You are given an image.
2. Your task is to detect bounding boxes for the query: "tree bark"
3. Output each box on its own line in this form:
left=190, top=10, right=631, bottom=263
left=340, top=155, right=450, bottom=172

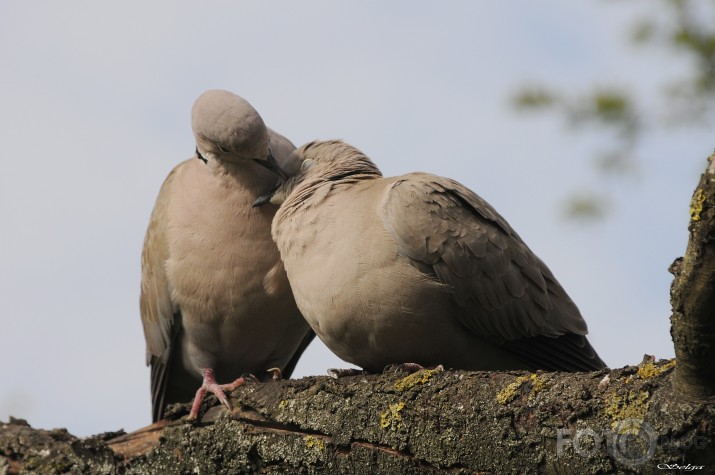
left=3, top=154, right=715, bottom=474
left=670, top=151, right=715, bottom=400
left=1, top=359, right=713, bottom=474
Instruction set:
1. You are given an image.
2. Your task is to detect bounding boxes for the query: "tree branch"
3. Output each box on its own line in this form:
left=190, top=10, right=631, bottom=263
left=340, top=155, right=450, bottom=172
left=2, top=360, right=713, bottom=473
left=670, top=151, right=715, bottom=400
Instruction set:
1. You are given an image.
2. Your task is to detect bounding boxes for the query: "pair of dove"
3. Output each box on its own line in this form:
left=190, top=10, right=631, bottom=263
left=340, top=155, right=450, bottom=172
left=140, top=90, right=606, bottom=422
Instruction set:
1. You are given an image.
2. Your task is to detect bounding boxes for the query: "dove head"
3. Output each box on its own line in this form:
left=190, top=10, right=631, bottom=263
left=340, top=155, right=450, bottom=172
left=266, top=140, right=382, bottom=206
left=191, top=90, right=284, bottom=177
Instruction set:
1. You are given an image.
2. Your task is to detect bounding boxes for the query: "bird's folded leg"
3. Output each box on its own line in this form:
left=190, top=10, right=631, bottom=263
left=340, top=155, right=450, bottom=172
left=187, top=368, right=246, bottom=420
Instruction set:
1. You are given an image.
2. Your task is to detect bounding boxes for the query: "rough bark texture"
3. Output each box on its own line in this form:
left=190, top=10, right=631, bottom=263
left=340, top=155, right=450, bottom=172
left=1, top=359, right=714, bottom=474
left=670, top=152, right=715, bottom=400
left=4, top=154, right=715, bottom=474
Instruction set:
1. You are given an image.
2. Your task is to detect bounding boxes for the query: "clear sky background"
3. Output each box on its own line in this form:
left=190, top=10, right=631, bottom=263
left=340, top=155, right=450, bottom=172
left=1, top=1, right=711, bottom=437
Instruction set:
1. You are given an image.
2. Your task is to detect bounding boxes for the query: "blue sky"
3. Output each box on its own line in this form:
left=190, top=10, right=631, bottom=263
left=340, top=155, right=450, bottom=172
left=0, top=1, right=710, bottom=436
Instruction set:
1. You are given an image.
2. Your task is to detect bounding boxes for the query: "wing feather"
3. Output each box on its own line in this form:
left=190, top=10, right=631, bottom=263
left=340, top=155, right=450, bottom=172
left=140, top=164, right=182, bottom=420
left=382, top=173, right=605, bottom=370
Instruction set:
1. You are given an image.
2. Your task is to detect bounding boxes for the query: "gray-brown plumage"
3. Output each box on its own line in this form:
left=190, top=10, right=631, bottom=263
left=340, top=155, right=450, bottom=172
left=269, top=140, right=605, bottom=373
left=140, top=90, right=313, bottom=422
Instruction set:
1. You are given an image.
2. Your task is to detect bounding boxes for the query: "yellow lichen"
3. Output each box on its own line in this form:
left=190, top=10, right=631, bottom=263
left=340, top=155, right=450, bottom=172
left=604, top=390, right=651, bottom=429
left=495, top=373, right=544, bottom=405
left=379, top=401, right=405, bottom=430
left=530, top=373, right=545, bottom=394
left=278, top=400, right=289, bottom=410
left=637, top=359, right=676, bottom=380
left=395, top=368, right=440, bottom=391
left=690, top=189, right=706, bottom=222
left=496, top=376, right=529, bottom=405
left=304, top=435, right=325, bottom=451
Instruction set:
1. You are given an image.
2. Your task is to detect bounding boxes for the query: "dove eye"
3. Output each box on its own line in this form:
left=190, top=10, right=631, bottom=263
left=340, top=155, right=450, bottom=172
left=218, top=144, right=231, bottom=153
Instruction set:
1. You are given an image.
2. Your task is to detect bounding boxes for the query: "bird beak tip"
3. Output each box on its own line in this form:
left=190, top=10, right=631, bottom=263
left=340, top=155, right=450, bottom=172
left=263, top=149, right=288, bottom=181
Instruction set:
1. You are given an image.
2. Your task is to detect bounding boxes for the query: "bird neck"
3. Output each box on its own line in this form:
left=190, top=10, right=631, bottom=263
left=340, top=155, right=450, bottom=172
left=208, top=158, right=277, bottom=195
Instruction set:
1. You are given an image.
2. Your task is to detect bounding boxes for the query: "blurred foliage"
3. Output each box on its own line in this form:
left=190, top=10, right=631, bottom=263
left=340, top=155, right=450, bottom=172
left=562, top=193, right=611, bottom=221
left=513, top=0, right=715, bottom=220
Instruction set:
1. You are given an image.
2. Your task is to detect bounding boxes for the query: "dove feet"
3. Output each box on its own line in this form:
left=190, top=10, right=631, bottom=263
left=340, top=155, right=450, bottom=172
left=188, top=368, right=246, bottom=420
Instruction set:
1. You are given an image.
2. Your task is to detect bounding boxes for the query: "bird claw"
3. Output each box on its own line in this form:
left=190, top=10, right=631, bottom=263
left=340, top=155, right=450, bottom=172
left=266, top=367, right=283, bottom=381
left=383, top=363, right=444, bottom=374
left=187, top=369, right=247, bottom=420
left=240, top=373, right=260, bottom=383
left=327, top=368, right=364, bottom=379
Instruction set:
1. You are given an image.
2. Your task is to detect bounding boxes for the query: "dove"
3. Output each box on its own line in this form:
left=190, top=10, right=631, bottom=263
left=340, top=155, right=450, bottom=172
left=267, top=140, right=605, bottom=374
left=140, top=90, right=314, bottom=421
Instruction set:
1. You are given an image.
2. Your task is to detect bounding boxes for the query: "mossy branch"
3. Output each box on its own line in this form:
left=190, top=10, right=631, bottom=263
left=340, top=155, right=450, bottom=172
left=670, top=151, right=715, bottom=400
left=2, top=360, right=713, bottom=474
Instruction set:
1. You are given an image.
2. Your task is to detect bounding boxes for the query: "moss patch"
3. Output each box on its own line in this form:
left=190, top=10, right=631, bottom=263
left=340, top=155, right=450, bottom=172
left=304, top=435, right=325, bottom=452
left=496, top=374, right=544, bottom=405
left=379, top=402, right=405, bottom=430
left=394, top=368, right=440, bottom=391
left=604, top=390, right=651, bottom=429
left=636, top=359, right=676, bottom=380
left=690, top=189, right=706, bottom=222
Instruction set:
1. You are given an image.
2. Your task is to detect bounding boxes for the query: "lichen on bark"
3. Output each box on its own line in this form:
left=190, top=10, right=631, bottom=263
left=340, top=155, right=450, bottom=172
left=670, top=151, right=715, bottom=400
left=3, top=358, right=712, bottom=474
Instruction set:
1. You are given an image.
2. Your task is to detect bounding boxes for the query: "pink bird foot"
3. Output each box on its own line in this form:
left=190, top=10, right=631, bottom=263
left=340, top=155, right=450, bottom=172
left=188, top=368, right=246, bottom=420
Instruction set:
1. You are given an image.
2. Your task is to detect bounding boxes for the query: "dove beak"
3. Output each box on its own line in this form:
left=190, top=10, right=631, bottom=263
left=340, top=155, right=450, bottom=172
left=252, top=184, right=279, bottom=208
left=196, top=147, right=208, bottom=164
left=255, top=149, right=288, bottom=181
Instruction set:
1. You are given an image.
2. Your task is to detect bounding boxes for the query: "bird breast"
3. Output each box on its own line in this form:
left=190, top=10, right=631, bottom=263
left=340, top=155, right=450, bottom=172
left=165, top=160, right=286, bottom=325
